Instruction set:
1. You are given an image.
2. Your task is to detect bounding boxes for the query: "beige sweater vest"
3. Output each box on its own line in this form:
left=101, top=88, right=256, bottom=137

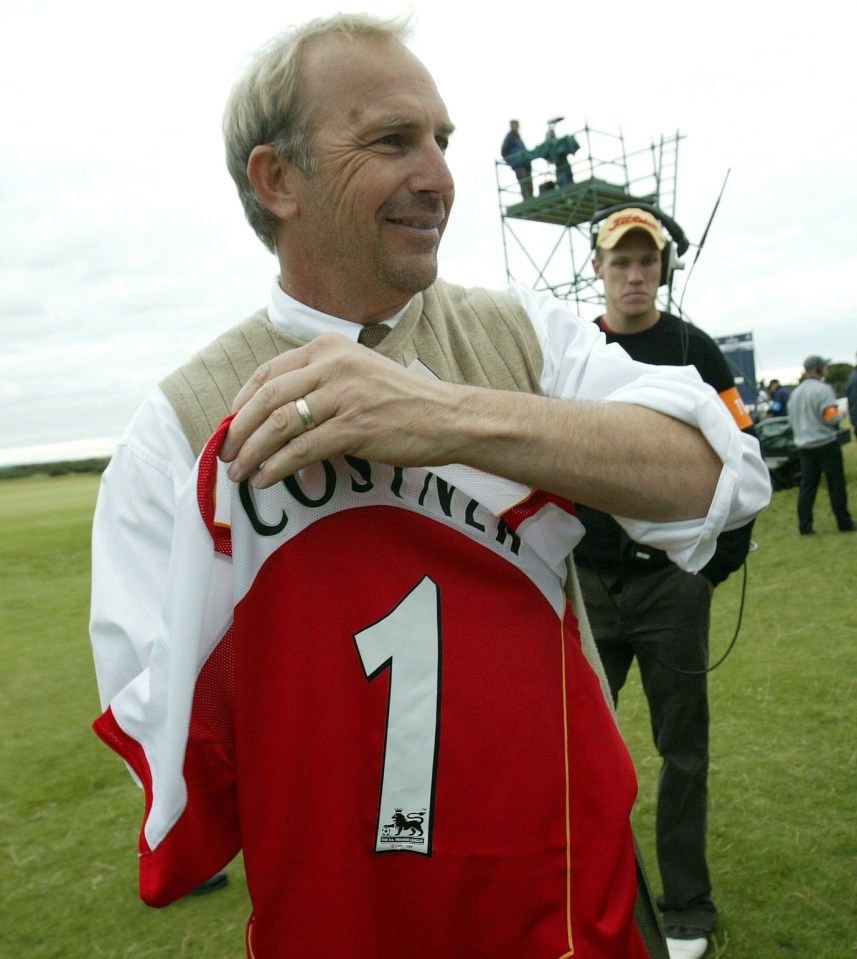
left=160, top=279, right=545, bottom=449
left=160, top=278, right=605, bottom=704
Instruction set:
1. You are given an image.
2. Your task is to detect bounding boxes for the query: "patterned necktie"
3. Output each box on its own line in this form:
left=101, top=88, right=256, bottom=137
left=357, top=323, right=392, bottom=348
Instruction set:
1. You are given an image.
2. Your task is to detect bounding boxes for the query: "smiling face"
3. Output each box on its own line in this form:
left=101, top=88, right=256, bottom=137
left=278, top=34, right=455, bottom=322
left=593, top=231, right=662, bottom=332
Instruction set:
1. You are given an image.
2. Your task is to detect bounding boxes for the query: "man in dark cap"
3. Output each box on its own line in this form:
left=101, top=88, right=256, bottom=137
left=788, top=355, right=854, bottom=534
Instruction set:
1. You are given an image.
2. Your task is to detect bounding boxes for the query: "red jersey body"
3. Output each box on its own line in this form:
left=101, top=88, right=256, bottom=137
left=95, top=419, right=648, bottom=958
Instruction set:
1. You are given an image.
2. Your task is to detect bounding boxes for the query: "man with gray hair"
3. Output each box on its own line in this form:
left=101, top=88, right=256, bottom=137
left=89, top=14, right=770, bottom=958
left=788, top=355, right=854, bottom=535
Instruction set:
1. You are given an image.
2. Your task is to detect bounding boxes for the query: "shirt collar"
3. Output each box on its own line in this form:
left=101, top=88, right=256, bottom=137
left=267, top=278, right=410, bottom=343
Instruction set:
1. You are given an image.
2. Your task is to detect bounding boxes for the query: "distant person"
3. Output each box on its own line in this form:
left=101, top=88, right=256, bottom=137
left=788, top=355, right=855, bottom=534
left=766, top=378, right=791, bottom=417
left=846, top=351, right=857, bottom=439
left=88, top=16, right=770, bottom=958
left=500, top=119, right=533, bottom=199
left=544, top=121, right=573, bottom=186
left=575, top=206, right=762, bottom=959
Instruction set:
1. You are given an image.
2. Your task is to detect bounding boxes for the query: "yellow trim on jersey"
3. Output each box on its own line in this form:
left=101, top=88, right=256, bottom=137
left=246, top=913, right=256, bottom=958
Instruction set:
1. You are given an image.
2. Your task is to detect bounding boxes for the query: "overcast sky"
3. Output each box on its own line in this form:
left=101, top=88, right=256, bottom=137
left=2, top=0, right=855, bottom=465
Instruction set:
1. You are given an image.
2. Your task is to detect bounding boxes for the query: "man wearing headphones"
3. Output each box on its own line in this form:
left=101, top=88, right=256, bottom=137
left=575, top=206, right=758, bottom=959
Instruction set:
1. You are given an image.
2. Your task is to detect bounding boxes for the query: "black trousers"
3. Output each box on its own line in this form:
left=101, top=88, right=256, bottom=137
left=577, top=563, right=717, bottom=933
left=797, top=441, right=853, bottom=532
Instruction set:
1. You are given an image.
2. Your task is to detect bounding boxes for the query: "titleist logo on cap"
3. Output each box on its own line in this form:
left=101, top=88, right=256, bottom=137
left=606, top=213, right=656, bottom=232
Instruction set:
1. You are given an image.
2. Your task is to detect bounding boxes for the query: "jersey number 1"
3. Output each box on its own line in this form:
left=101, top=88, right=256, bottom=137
left=354, top=576, right=441, bottom=855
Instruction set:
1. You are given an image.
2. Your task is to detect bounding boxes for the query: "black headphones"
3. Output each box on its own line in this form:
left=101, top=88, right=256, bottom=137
left=590, top=202, right=689, bottom=288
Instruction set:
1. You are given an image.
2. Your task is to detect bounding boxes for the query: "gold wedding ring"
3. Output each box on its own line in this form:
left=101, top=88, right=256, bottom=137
left=295, top=396, right=317, bottom=431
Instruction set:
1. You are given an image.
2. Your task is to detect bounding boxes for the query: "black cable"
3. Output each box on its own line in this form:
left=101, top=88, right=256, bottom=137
left=583, top=557, right=748, bottom=677
left=655, top=559, right=747, bottom=677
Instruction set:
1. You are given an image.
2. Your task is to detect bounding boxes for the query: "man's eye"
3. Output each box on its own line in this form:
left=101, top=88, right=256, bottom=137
left=377, top=134, right=404, bottom=148
left=435, top=136, right=449, bottom=153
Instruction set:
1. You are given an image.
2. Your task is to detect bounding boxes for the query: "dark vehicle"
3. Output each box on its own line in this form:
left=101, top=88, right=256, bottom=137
left=754, top=417, right=800, bottom=491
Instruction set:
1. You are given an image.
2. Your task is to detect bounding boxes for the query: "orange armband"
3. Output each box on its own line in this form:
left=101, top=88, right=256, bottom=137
left=718, top=385, right=753, bottom=430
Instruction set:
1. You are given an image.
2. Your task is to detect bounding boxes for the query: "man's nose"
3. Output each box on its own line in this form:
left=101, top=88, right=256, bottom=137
left=408, top=140, right=455, bottom=196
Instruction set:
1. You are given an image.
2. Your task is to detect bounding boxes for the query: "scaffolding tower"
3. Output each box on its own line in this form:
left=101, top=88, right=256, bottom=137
left=497, top=122, right=684, bottom=315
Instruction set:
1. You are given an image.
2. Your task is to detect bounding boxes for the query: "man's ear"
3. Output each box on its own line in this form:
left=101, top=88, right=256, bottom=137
left=247, top=145, right=300, bottom=222
left=592, top=254, right=603, bottom=278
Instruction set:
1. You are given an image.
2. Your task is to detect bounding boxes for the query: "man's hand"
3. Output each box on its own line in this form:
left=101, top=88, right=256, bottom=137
left=220, top=333, right=465, bottom=487
left=219, top=332, right=726, bottom=523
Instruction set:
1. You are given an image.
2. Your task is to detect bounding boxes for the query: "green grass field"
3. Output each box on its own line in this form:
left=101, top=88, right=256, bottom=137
left=1, top=449, right=855, bottom=957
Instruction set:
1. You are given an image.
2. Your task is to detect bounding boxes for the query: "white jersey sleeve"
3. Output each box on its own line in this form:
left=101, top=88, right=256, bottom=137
left=508, top=282, right=771, bottom=571
left=89, top=390, right=197, bottom=712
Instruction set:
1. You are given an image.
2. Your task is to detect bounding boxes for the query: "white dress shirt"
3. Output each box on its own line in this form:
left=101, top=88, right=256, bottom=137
left=90, top=279, right=771, bottom=711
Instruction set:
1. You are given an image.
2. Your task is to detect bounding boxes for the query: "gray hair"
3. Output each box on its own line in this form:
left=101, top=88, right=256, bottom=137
left=223, top=13, right=412, bottom=253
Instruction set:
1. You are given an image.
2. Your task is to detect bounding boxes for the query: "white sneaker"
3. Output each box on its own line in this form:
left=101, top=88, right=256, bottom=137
left=666, top=935, right=708, bottom=959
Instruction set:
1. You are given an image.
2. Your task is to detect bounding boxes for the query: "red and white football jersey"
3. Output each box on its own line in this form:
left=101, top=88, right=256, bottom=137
left=95, top=417, right=649, bottom=958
